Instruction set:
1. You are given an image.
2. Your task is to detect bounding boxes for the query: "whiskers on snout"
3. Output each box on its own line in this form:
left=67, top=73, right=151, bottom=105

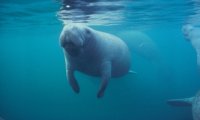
left=62, top=41, right=81, bottom=57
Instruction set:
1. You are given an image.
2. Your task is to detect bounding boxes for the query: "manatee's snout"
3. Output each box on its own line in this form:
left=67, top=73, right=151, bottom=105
left=64, top=41, right=77, bottom=49
left=63, top=40, right=82, bottom=57
left=66, top=48, right=81, bottom=57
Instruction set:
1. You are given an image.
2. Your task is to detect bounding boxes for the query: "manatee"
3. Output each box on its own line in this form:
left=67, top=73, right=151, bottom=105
left=118, top=31, right=160, bottom=62
left=59, top=23, right=131, bottom=98
left=182, top=24, right=200, bottom=70
left=167, top=90, right=200, bottom=120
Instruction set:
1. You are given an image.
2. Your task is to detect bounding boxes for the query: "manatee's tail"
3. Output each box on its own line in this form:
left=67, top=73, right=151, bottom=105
left=167, top=97, right=194, bottom=107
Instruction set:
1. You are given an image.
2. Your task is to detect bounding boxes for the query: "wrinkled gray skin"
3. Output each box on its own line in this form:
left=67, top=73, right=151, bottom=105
left=167, top=91, right=200, bottom=120
left=60, top=24, right=131, bottom=98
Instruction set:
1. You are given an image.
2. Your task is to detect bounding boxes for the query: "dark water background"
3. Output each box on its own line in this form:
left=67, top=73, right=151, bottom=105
left=0, top=0, right=200, bottom=120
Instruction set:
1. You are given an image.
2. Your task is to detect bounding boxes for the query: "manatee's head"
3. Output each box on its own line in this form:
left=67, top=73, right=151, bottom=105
left=182, top=24, right=194, bottom=41
left=60, top=23, right=91, bottom=56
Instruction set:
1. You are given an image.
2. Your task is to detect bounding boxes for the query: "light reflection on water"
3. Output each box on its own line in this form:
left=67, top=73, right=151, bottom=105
left=0, top=0, right=200, bottom=28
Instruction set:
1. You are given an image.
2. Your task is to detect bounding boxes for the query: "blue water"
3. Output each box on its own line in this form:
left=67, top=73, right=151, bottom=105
left=0, top=0, right=200, bottom=120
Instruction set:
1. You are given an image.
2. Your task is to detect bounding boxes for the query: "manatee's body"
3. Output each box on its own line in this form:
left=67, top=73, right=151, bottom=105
left=167, top=91, right=200, bottom=120
left=182, top=24, right=200, bottom=69
left=118, top=31, right=160, bottom=62
left=60, top=24, right=131, bottom=98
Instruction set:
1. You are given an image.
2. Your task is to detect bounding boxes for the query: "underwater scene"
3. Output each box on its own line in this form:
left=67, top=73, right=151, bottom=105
left=0, top=0, right=200, bottom=120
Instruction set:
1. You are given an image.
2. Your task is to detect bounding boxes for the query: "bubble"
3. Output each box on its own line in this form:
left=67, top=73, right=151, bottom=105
left=66, top=5, right=70, bottom=8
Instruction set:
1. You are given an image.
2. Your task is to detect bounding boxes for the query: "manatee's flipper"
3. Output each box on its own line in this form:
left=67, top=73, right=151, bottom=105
left=167, top=97, right=194, bottom=107
left=64, top=52, right=80, bottom=93
left=97, top=61, right=111, bottom=98
left=129, top=70, right=137, bottom=74
left=67, top=69, right=80, bottom=93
